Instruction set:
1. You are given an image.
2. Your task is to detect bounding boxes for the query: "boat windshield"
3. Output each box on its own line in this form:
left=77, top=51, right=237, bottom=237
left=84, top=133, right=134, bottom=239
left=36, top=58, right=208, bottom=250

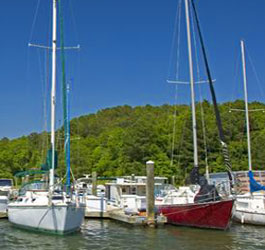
left=0, top=179, right=12, bottom=187
left=19, top=181, right=48, bottom=196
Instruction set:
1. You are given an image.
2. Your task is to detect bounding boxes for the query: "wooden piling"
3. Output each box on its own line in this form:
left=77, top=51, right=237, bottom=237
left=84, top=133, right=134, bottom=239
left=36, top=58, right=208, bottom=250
left=171, top=175, right=175, bottom=186
left=146, top=160, right=155, bottom=227
left=92, top=171, right=97, bottom=196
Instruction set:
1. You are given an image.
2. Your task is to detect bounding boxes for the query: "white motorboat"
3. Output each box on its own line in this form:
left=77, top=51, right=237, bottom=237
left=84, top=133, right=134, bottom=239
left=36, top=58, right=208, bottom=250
left=75, top=175, right=106, bottom=197
left=106, top=176, right=167, bottom=214
left=75, top=176, right=107, bottom=216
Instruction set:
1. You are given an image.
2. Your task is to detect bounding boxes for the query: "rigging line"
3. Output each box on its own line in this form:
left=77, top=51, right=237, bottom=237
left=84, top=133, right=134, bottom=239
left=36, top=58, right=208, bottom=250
left=77, top=52, right=82, bottom=171
left=42, top=47, right=49, bottom=163
left=190, top=0, right=233, bottom=185
left=231, top=51, right=241, bottom=102
left=176, top=108, right=189, bottom=179
left=168, top=0, right=182, bottom=80
left=170, top=0, right=182, bottom=167
left=170, top=84, right=179, bottom=167
left=190, top=0, right=200, bottom=81
left=37, top=48, right=46, bottom=161
left=198, top=86, right=210, bottom=177
left=29, top=0, right=41, bottom=42
left=228, top=49, right=241, bottom=141
left=43, top=5, right=51, bottom=160
left=175, top=0, right=182, bottom=80
left=69, top=0, right=80, bottom=44
left=245, top=45, right=265, bottom=101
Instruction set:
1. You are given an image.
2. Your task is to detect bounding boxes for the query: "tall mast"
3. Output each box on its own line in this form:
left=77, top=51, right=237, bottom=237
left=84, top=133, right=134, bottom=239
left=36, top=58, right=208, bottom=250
left=66, top=83, right=71, bottom=193
left=240, top=40, right=252, bottom=171
left=184, top=0, right=199, bottom=168
left=50, top=0, right=57, bottom=192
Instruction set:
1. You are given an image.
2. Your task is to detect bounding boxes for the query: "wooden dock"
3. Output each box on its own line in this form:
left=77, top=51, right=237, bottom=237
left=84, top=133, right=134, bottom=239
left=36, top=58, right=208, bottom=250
left=0, top=212, right=7, bottom=219
left=85, top=211, right=110, bottom=218
left=85, top=206, right=167, bottom=226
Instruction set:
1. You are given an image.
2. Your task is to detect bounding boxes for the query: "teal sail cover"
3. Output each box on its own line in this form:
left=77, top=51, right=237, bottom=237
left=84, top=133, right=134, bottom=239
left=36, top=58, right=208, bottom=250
left=248, top=171, right=265, bottom=193
left=59, top=0, right=71, bottom=193
left=41, top=148, right=58, bottom=171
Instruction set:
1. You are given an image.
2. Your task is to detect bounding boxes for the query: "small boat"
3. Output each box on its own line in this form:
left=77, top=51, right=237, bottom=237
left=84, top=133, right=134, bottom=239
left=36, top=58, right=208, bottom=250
left=75, top=175, right=107, bottom=216
left=75, top=175, right=106, bottom=197
left=0, top=179, right=13, bottom=215
left=8, top=0, right=85, bottom=234
left=232, top=40, right=265, bottom=225
left=157, top=0, right=234, bottom=230
left=106, top=176, right=167, bottom=214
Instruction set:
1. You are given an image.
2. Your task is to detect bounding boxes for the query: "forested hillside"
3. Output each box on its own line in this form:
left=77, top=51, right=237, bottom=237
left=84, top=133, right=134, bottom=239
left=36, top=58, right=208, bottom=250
left=1, top=100, right=265, bottom=184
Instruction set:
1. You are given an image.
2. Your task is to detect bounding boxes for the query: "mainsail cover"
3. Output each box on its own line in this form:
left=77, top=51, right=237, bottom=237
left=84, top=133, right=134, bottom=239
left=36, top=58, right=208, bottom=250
left=190, top=0, right=234, bottom=186
left=248, top=171, right=265, bottom=193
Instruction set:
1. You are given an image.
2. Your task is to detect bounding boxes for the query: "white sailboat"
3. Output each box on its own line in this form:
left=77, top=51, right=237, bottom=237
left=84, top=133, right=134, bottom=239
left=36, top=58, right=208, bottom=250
left=233, top=40, right=265, bottom=225
left=8, top=0, right=85, bottom=234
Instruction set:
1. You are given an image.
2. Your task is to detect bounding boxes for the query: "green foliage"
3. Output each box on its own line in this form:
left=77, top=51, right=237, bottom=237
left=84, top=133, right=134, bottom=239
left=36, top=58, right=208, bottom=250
left=1, top=101, right=265, bottom=185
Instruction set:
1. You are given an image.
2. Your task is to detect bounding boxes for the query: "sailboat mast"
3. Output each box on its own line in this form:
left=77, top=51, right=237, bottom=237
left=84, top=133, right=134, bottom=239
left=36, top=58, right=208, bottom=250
left=50, top=0, right=57, bottom=191
left=240, top=40, right=252, bottom=171
left=66, top=83, right=71, bottom=193
left=184, top=0, right=199, bottom=168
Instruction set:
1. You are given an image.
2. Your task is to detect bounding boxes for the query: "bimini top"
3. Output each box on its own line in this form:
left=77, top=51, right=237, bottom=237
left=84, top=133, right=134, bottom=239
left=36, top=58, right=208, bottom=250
left=14, top=170, right=48, bottom=178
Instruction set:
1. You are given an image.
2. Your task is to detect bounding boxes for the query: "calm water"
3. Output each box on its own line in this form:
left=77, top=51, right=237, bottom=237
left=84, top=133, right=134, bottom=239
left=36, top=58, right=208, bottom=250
left=1, top=219, right=265, bottom=250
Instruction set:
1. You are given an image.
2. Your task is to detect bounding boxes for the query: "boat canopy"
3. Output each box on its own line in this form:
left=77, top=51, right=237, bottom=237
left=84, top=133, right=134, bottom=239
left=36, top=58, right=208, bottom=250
left=14, top=170, right=48, bottom=177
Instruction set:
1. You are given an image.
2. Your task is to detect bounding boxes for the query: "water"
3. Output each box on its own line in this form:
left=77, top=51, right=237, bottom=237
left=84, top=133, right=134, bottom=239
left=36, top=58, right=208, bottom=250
left=1, top=219, right=265, bottom=250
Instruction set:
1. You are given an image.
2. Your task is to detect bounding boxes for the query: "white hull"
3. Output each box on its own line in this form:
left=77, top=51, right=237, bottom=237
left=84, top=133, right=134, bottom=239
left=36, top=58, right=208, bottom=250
left=233, top=193, right=265, bottom=225
left=8, top=203, right=85, bottom=234
left=233, top=209, right=265, bottom=225
left=84, top=195, right=107, bottom=213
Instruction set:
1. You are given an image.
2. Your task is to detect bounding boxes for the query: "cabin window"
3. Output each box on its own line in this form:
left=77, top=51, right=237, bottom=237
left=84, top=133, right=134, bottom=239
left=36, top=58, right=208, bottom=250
left=0, top=180, right=12, bottom=186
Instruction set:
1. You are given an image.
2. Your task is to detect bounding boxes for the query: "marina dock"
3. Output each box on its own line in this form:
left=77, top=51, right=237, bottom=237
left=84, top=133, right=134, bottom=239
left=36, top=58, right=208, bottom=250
left=85, top=206, right=167, bottom=226
left=0, top=212, right=7, bottom=219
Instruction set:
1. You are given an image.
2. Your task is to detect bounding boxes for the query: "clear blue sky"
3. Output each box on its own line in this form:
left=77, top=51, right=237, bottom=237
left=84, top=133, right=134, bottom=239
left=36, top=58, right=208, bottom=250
left=0, top=0, right=264, bottom=139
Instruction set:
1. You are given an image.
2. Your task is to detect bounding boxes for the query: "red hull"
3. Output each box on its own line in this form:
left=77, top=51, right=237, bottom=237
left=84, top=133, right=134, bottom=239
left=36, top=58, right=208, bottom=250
left=158, top=199, right=234, bottom=230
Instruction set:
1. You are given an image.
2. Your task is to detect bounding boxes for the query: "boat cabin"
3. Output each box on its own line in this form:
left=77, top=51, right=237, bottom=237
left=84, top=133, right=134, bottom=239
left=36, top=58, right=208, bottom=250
left=105, top=176, right=168, bottom=211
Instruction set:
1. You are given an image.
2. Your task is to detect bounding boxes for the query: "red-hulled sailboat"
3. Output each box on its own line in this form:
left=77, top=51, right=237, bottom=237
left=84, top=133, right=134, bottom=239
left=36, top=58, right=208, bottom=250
left=158, top=199, right=234, bottom=230
left=158, top=0, right=234, bottom=230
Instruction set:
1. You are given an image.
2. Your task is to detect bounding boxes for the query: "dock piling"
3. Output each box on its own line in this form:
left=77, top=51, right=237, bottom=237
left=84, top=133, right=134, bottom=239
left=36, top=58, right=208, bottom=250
left=92, top=171, right=97, bottom=196
left=146, top=160, right=155, bottom=227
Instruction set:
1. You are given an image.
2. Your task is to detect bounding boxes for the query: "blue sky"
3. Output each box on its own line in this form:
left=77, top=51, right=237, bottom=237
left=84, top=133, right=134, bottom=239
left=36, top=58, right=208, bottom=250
left=0, top=0, right=264, bottom=139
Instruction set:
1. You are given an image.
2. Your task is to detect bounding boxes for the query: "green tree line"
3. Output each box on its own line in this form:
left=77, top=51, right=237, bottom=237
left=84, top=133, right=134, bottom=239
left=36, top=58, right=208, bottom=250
left=1, top=100, right=265, bottom=185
